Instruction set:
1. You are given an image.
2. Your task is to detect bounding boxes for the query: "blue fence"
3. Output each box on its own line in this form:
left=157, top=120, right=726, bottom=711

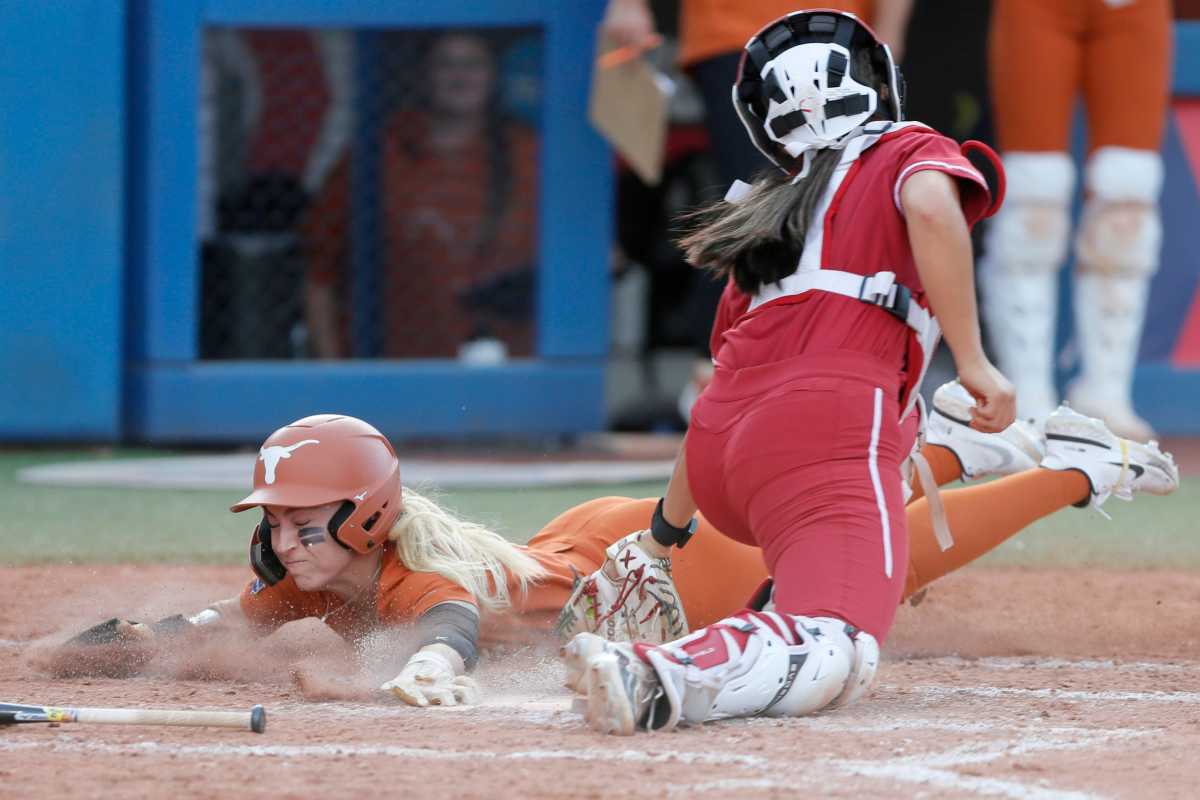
left=0, top=2, right=126, bottom=439
left=2, top=6, right=1199, bottom=441
left=2, top=0, right=609, bottom=443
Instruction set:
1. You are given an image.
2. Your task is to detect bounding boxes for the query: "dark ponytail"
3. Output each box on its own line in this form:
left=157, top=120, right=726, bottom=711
left=678, top=45, right=888, bottom=294
left=677, top=148, right=843, bottom=294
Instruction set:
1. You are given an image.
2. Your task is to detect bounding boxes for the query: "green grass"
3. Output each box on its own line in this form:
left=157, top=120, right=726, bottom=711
left=2, top=449, right=1197, bottom=569
left=0, top=449, right=666, bottom=565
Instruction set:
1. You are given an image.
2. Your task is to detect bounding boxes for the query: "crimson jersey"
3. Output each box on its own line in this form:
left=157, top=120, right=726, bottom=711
left=709, top=123, right=995, bottom=407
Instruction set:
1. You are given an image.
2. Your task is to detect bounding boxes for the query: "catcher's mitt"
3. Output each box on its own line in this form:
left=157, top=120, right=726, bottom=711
left=554, top=530, right=688, bottom=646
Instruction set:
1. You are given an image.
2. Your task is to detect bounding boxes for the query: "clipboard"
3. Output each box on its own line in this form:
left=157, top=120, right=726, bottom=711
left=588, top=33, right=673, bottom=186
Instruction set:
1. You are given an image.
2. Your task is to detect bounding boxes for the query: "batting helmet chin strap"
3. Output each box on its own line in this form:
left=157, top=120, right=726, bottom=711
left=733, top=10, right=904, bottom=174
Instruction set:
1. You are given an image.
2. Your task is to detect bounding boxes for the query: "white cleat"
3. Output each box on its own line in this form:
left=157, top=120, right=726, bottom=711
left=927, top=380, right=1045, bottom=479
left=574, top=634, right=662, bottom=736
left=1064, top=388, right=1156, bottom=443
left=561, top=631, right=612, bottom=694
left=1124, top=439, right=1180, bottom=496
left=1041, top=404, right=1156, bottom=509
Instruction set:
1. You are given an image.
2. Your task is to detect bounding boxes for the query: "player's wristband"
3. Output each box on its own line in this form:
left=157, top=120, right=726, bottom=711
left=650, top=498, right=697, bottom=549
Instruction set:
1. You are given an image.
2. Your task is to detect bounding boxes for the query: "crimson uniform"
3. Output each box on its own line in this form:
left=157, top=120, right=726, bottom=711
left=687, top=123, right=993, bottom=643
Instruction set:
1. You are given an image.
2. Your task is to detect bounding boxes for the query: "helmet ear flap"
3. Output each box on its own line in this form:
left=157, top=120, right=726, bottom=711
left=326, top=501, right=356, bottom=550
left=250, top=518, right=287, bottom=586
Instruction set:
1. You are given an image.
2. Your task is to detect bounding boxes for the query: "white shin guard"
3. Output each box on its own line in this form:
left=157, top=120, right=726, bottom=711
left=980, top=152, right=1076, bottom=420
left=640, top=612, right=877, bottom=730
left=1071, top=147, right=1161, bottom=416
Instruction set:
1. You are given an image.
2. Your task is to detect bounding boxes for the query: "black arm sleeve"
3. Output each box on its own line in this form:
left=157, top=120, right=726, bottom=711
left=416, top=602, right=481, bottom=671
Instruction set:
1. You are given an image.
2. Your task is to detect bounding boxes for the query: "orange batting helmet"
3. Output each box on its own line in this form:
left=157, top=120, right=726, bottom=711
left=232, top=414, right=403, bottom=584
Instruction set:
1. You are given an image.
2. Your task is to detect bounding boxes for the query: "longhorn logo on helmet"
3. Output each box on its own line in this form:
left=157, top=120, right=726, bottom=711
left=259, top=439, right=320, bottom=484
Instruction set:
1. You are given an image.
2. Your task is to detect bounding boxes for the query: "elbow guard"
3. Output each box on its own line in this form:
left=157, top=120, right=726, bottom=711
left=417, top=602, right=481, bottom=670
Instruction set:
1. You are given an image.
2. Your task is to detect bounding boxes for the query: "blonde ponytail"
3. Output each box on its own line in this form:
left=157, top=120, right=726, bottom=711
left=388, top=487, right=547, bottom=611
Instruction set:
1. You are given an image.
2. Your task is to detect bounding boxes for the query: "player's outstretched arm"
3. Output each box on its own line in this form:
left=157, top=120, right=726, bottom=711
left=30, top=597, right=247, bottom=678
left=902, top=170, right=1015, bottom=432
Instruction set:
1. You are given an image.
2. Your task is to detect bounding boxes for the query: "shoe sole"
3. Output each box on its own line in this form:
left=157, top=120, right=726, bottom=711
left=586, top=654, right=637, bottom=736
left=561, top=634, right=607, bottom=695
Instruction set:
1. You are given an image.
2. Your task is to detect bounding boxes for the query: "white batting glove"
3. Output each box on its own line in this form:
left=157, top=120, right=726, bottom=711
left=381, top=650, right=480, bottom=708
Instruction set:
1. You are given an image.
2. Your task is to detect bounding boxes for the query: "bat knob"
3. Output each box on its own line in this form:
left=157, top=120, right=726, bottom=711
left=250, top=705, right=267, bottom=734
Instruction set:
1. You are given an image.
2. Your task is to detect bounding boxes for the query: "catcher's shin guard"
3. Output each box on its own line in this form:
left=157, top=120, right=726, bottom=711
left=638, top=611, right=875, bottom=730
left=980, top=152, right=1075, bottom=421
left=1068, top=147, right=1162, bottom=440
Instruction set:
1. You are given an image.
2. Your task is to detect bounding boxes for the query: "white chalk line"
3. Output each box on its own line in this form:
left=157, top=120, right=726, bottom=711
left=0, top=737, right=767, bottom=768
left=837, top=762, right=1095, bottom=800
left=905, top=685, right=1200, bottom=704
left=915, top=656, right=1197, bottom=674
left=0, top=721, right=1159, bottom=799
left=2, top=673, right=1181, bottom=797
left=829, top=728, right=1152, bottom=800
left=897, top=729, right=1150, bottom=770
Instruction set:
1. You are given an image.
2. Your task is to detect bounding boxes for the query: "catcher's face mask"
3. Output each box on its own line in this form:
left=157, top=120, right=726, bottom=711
left=732, top=9, right=905, bottom=172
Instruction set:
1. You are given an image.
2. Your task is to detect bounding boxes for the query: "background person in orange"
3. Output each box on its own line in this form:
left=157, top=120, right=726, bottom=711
left=305, top=31, right=539, bottom=359
left=980, top=0, right=1172, bottom=438
left=48, top=396, right=1176, bottom=707
left=601, top=0, right=914, bottom=188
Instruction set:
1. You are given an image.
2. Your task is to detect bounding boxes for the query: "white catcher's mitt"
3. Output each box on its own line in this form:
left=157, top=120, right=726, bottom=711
left=554, top=530, right=688, bottom=647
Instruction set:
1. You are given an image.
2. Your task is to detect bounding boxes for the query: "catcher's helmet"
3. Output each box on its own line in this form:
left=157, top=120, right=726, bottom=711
left=733, top=9, right=904, bottom=172
left=232, top=414, right=402, bottom=584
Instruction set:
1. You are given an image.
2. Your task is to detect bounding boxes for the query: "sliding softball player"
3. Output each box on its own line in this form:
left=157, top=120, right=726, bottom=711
left=52, top=393, right=1174, bottom=710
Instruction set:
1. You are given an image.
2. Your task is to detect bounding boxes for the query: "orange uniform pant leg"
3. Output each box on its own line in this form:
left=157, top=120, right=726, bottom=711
left=903, top=468, right=1090, bottom=599
left=1082, top=0, right=1171, bottom=151
left=991, top=0, right=1171, bottom=153
left=906, top=443, right=965, bottom=503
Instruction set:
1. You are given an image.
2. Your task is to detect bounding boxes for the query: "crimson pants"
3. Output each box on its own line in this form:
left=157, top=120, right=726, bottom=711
left=686, top=353, right=909, bottom=642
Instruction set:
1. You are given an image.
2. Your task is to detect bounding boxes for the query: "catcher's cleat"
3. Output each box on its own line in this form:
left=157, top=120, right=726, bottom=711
left=927, top=380, right=1045, bottom=479
left=561, top=632, right=612, bottom=694
left=1124, top=438, right=1180, bottom=497
left=1041, top=404, right=1151, bottom=509
left=579, top=637, right=664, bottom=736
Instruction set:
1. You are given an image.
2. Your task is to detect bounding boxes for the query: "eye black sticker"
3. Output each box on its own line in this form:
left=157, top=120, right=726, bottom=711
left=298, top=527, right=327, bottom=547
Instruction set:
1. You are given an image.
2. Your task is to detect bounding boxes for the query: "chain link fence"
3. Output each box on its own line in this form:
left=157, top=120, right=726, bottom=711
left=198, top=27, right=542, bottom=360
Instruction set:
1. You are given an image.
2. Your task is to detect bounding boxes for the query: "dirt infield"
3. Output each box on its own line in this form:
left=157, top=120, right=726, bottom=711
left=4, top=565, right=1200, bottom=799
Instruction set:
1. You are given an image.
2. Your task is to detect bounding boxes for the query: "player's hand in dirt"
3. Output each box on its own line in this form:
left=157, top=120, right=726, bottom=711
left=381, top=650, right=480, bottom=708
left=955, top=356, right=1016, bottom=433
left=29, top=616, right=192, bottom=678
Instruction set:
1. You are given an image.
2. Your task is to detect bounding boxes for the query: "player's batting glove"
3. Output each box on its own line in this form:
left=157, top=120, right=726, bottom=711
left=381, top=650, right=480, bottom=708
